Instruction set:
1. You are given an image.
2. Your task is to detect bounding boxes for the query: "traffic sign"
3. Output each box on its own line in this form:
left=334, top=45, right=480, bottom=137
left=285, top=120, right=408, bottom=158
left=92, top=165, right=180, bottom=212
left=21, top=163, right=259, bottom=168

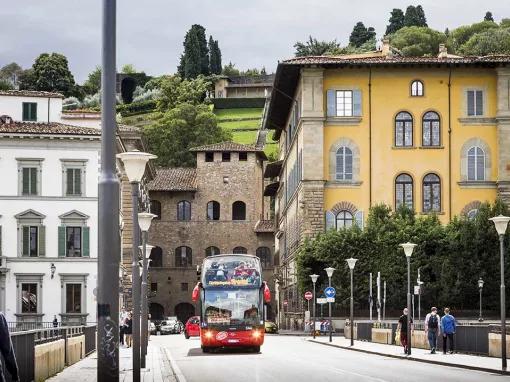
left=414, top=285, right=421, bottom=295
left=283, top=300, right=288, bottom=306
left=325, top=287, right=336, bottom=298
left=304, top=291, right=313, bottom=300
left=326, top=297, right=335, bottom=303
left=316, top=298, right=327, bottom=304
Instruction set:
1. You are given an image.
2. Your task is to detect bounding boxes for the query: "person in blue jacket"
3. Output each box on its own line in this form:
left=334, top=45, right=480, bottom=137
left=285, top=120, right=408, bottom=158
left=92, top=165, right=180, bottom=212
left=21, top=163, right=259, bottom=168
left=440, top=307, right=456, bottom=354
left=0, top=312, right=19, bottom=382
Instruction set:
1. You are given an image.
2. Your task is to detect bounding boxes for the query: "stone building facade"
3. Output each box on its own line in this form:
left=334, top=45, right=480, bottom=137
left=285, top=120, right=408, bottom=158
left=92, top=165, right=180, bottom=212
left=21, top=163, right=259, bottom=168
left=147, top=142, right=275, bottom=323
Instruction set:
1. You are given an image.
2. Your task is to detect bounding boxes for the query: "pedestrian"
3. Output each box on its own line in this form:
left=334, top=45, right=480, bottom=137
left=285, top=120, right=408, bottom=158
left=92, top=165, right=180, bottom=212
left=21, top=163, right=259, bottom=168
left=119, top=308, right=127, bottom=346
left=124, top=312, right=133, bottom=348
left=425, top=307, right=440, bottom=354
left=147, top=314, right=152, bottom=341
left=441, top=307, right=456, bottom=354
left=0, top=312, right=19, bottom=382
left=396, top=308, right=413, bottom=354
left=52, top=315, right=58, bottom=328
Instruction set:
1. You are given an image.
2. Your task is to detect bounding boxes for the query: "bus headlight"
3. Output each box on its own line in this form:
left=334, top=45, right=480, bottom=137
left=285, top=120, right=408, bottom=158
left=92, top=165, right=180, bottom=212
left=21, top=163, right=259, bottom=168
left=204, top=331, right=213, bottom=339
left=252, top=330, right=261, bottom=339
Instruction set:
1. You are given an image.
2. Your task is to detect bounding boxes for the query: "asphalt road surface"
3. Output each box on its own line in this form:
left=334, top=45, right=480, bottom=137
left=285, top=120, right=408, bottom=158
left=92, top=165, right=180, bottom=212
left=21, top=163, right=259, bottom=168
left=156, top=334, right=509, bottom=382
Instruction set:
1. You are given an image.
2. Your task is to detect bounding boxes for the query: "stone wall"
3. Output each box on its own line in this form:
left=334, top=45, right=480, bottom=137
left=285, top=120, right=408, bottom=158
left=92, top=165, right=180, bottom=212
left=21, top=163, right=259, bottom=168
left=496, top=68, right=510, bottom=207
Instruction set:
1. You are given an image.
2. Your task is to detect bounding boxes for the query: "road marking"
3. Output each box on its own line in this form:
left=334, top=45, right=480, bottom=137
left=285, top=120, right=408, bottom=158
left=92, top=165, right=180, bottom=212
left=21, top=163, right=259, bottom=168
left=164, top=347, right=188, bottom=382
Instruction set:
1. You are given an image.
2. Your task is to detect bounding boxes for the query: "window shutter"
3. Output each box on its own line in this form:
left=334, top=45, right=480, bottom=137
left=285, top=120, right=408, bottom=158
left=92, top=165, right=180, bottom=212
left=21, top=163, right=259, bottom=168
left=22, top=103, right=28, bottom=121
left=354, top=211, right=364, bottom=229
left=82, top=227, right=90, bottom=257
left=75, top=169, right=81, bottom=195
left=30, top=168, right=37, bottom=195
left=0, top=226, right=2, bottom=256
left=467, top=91, right=475, bottom=116
left=325, top=210, right=335, bottom=231
left=58, top=226, right=66, bottom=257
left=353, top=90, right=362, bottom=116
left=31, top=103, right=37, bottom=120
left=22, top=226, right=29, bottom=256
left=22, top=168, right=30, bottom=194
left=476, top=91, right=483, bottom=116
left=38, top=226, right=46, bottom=257
left=66, top=169, right=73, bottom=195
left=327, top=90, right=336, bottom=117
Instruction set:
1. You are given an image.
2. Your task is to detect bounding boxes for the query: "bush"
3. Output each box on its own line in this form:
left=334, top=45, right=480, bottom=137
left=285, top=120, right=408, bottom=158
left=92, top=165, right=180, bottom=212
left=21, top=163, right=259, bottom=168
left=116, top=100, right=157, bottom=116
left=211, top=97, right=266, bottom=109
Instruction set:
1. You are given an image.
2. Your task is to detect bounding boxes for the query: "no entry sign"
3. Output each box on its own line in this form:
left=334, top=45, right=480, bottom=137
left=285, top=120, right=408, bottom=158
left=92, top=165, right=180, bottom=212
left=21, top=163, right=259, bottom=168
left=304, top=291, right=313, bottom=300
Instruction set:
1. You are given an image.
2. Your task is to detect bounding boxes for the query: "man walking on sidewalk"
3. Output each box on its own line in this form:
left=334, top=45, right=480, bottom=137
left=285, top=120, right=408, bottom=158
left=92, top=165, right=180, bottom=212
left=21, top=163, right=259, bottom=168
left=441, top=307, right=456, bottom=354
left=397, top=308, right=413, bottom=354
left=425, top=307, right=440, bottom=354
left=0, top=312, right=19, bottom=382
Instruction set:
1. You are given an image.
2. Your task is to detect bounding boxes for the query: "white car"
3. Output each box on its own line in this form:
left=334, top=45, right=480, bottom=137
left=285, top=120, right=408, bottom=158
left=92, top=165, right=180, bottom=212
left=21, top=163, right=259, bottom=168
left=160, top=319, right=181, bottom=334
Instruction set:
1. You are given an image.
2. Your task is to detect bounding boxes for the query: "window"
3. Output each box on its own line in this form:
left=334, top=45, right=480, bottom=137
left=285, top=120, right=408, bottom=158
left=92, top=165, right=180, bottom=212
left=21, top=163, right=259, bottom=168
left=232, top=201, right=246, bottom=220
left=205, top=152, right=214, bottom=162
left=256, top=247, right=271, bottom=268
left=175, top=246, right=192, bottom=267
left=467, top=146, right=485, bottom=181
left=395, top=174, right=413, bottom=209
left=177, top=200, right=191, bottom=221
left=467, top=90, right=484, bottom=116
left=207, top=201, right=220, bottom=220
left=66, top=227, right=82, bottom=257
left=181, top=283, right=188, bottom=292
left=58, top=211, right=89, bottom=258
left=205, top=246, right=220, bottom=257
left=22, top=102, right=37, bottom=121
left=22, top=226, right=39, bottom=257
left=150, top=283, right=158, bottom=292
left=16, top=209, right=45, bottom=257
left=21, top=283, right=37, bottom=313
left=151, top=200, right=161, bottom=220
left=422, top=111, right=440, bottom=147
left=233, top=246, right=247, bottom=254
left=65, top=168, right=82, bottom=196
left=422, top=173, right=441, bottom=213
left=411, top=80, right=424, bottom=97
left=149, top=247, right=163, bottom=268
left=395, top=112, right=413, bottom=147
left=22, top=167, right=38, bottom=195
left=66, top=284, right=82, bottom=313
left=335, top=147, right=353, bottom=180
left=335, top=90, right=353, bottom=117
left=239, top=152, right=248, bottom=161
left=336, top=211, right=353, bottom=230
left=222, top=152, right=231, bottom=162
left=467, top=209, right=479, bottom=220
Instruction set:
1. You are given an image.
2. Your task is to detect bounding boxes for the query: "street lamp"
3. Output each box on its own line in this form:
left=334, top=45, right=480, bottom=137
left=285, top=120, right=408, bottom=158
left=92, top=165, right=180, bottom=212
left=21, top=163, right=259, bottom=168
left=346, top=258, right=358, bottom=347
left=116, top=151, right=156, bottom=381
left=489, top=215, right=510, bottom=371
left=400, top=242, right=416, bottom=356
left=324, top=267, right=335, bottom=343
left=478, top=277, right=484, bottom=322
left=310, top=274, right=319, bottom=339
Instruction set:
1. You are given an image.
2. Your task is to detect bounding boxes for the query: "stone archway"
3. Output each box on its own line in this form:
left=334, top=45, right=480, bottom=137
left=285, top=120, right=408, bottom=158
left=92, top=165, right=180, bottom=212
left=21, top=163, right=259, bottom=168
left=174, top=302, right=195, bottom=323
left=149, top=302, right=164, bottom=320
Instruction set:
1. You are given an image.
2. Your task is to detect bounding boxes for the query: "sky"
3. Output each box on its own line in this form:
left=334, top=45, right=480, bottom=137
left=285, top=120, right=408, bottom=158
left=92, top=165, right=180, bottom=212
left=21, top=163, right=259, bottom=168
left=1, top=0, right=508, bottom=83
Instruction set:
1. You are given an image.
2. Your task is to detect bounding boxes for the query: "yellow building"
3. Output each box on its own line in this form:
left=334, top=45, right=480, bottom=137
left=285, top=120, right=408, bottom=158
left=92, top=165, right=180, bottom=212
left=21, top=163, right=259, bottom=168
left=262, top=43, right=510, bottom=325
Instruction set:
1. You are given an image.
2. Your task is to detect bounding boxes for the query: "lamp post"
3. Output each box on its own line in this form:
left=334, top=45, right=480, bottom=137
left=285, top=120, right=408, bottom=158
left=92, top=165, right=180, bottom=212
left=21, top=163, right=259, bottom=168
left=346, top=258, right=358, bottom=346
left=489, top=215, right=510, bottom=371
left=116, top=151, right=156, bottom=382
left=400, top=242, right=417, bottom=356
left=478, top=277, right=484, bottom=322
left=325, top=267, right=335, bottom=343
left=97, top=1, right=120, bottom=380
left=310, top=274, right=318, bottom=339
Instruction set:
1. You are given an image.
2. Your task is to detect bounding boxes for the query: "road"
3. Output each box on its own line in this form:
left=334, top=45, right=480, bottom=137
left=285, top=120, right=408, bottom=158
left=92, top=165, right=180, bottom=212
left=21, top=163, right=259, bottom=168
left=155, top=334, right=509, bottom=382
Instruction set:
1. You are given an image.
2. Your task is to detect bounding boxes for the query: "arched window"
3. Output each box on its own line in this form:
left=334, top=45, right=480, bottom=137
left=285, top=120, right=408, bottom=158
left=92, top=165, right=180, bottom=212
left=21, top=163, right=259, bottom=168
left=467, top=146, right=485, bottom=181
left=336, top=210, right=353, bottom=230
left=232, top=201, right=246, bottom=220
left=256, top=247, right=271, bottom=268
left=395, top=112, right=413, bottom=147
left=411, top=80, right=424, bottom=96
left=177, top=200, right=191, bottom=221
left=422, top=111, right=440, bottom=147
left=395, top=173, right=413, bottom=209
left=335, top=146, right=353, bottom=180
left=422, top=173, right=441, bottom=213
left=207, top=201, right=220, bottom=220
left=205, top=246, right=220, bottom=257
left=150, top=200, right=161, bottom=220
left=149, top=246, right=163, bottom=268
left=467, top=209, right=479, bottom=220
left=233, top=246, right=247, bottom=254
left=175, top=246, right=192, bottom=267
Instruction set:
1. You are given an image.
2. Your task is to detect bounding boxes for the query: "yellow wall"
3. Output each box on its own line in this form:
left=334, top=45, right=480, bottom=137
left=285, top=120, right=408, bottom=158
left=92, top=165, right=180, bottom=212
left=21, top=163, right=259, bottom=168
left=323, top=66, right=498, bottom=223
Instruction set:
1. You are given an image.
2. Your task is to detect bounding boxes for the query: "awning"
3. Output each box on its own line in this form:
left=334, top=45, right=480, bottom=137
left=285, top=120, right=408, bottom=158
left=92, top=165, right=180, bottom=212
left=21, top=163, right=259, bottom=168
left=264, top=182, right=279, bottom=196
left=264, top=160, right=283, bottom=178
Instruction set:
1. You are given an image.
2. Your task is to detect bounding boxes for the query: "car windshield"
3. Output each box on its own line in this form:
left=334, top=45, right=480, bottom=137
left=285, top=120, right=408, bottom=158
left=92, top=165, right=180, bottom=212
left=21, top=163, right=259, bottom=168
left=204, top=288, right=261, bottom=326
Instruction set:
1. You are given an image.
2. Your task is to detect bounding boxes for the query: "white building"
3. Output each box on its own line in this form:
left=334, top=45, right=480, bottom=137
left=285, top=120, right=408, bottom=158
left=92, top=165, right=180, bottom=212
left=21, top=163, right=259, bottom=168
left=0, top=90, right=64, bottom=123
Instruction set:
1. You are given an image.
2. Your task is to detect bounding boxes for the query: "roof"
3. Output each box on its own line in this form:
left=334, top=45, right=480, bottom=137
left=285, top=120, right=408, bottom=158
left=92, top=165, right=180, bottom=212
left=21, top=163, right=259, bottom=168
left=0, top=121, right=101, bottom=136
left=254, top=220, right=275, bottom=233
left=263, top=182, right=279, bottom=196
left=0, top=90, right=64, bottom=98
left=189, top=141, right=267, bottom=159
left=148, top=168, right=197, bottom=192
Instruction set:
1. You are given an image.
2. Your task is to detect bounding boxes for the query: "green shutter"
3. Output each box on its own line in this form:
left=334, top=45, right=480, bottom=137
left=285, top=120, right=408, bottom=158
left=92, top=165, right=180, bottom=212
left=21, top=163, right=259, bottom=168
left=22, top=226, right=29, bottom=256
left=74, top=169, right=81, bottom=195
left=38, top=226, right=45, bottom=257
left=58, top=226, right=66, bottom=257
left=66, top=169, right=73, bottom=195
left=22, top=168, right=30, bottom=195
left=82, top=227, right=90, bottom=257
left=22, top=103, right=28, bottom=121
left=467, top=91, right=475, bottom=116
left=30, top=168, right=37, bottom=195
left=31, top=103, right=37, bottom=121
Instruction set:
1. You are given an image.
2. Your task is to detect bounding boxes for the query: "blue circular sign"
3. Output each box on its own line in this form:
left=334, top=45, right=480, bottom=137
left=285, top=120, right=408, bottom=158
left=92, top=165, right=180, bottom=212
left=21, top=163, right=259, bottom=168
left=325, top=287, right=336, bottom=297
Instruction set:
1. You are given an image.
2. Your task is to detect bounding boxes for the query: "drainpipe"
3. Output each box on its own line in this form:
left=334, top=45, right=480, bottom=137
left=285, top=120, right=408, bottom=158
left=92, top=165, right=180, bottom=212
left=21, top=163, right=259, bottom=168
left=368, top=66, right=373, bottom=207
left=47, top=97, right=50, bottom=123
left=448, top=67, right=452, bottom=221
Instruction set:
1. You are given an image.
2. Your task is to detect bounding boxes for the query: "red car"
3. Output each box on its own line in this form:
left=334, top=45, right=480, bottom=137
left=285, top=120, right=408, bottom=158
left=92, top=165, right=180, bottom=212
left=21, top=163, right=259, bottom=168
left=184, top=316, right=200, bottom=339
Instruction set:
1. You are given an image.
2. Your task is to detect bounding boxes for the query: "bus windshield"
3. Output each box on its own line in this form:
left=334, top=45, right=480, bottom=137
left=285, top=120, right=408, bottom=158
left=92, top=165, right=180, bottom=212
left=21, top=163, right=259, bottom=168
left=204, top=289, right=262, bottom=326
left=202, top=255, right=261, bottom=288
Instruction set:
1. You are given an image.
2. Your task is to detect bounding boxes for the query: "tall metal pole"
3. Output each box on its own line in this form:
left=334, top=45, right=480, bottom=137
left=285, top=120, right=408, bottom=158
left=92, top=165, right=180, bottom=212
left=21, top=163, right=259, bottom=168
left=131, top=184, right=141, bottom=382
left=383, top=281, right=386, bottom=321
left=369, top=273, right=373, bottom=321
left=312, top=281, right=316, bottom=339
left=350, top=268, right=354, bottom=346
left=479, top=287, right=483, bottom=322
left=407, top=256, right=412, bottom=355
left=328, top=276, right=332, bottom=343
left=98, top=0, right=120, bottom=380
left=377, top=272, right=381, bottom=322
left=500, top=234, right=507, bottom=370
left=141, top=231, right=148, bottom=368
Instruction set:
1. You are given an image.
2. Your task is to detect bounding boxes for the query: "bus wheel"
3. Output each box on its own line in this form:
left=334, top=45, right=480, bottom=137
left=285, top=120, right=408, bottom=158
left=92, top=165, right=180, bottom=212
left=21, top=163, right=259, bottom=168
left=253, top=346, right=260, bottom=353
left=202, top=346, right=210, bottom=353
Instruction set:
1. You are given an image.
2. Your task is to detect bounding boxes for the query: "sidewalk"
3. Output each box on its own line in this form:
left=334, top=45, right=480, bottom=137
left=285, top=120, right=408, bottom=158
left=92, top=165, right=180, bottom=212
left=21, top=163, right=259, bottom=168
left=309, top=336, right=509, bottom=375
left=47, top=342, right=177, bottom=382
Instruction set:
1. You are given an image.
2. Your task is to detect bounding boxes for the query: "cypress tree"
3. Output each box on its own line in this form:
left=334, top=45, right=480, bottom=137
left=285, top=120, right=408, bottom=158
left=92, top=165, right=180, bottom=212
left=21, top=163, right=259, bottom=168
left=208, top=36, right=222, bottom=75
left=178, top=24, right=210, bottom=79
left=404, top=5, right=428, bottom=27
left=386, top=8, right=405, bottom=35
left=349, top=22, right=376, bottom=48
left=484, top=11, right=494, bottom=22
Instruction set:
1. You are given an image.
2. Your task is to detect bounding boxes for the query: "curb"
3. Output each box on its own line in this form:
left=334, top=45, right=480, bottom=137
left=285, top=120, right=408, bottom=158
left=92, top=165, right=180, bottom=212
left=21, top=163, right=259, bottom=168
left=164, top=348, right=187, bottom=382
left=308, top=339, right=510, bottom=376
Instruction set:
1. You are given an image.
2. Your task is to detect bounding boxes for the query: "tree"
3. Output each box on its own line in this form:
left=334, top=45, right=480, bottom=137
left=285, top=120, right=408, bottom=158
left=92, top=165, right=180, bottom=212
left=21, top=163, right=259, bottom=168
left=0, top=62, right=22, bottom=87
left=0, top=80, right=12, bottom=90
left=294, top=36, right=340, bottom=57
left=386, top=8, right=405, bottom=35
left=22, top=53, right=76, bottom=96
left=390, top=26, right=446, bottom=56
left=222, top=62, right=240, bottom=76
left=484, top=11, right=494, bottom=22
left=349, top=22, right=376, bottom=48
left=448, top=21, right=499, bottom=53
left=208, top=36, right=222, bottom=75
left=460, top=28, right=510, bottom=55
left=83, top=66, right=101, bottom=95
left=156, top=75, right=211, bottom=112
left=404, top=5, right=428, bottom=27
left=178, top=24, right=209, bottom=79
left=144, top=103, right=231, bottom=167
left=121, top=64, right=137, bottom=74
left=18, top=69, right=36, bottom=90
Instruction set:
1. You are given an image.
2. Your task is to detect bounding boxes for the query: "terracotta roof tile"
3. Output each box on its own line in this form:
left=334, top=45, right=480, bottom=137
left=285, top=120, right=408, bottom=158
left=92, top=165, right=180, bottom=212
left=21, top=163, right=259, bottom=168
left=148, top=168, right=197, bottom=192
left=0, top=121, right=101, bottom=136
left=189, top=141, right=264, bottom=152
left=254, top=220, right=275, bottom=233
left=0, top=90, right=64, bottom=98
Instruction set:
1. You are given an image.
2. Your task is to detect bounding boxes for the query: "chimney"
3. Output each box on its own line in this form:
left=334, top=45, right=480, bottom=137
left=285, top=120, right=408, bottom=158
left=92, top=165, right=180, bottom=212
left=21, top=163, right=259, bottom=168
left=381, top=38, right=391, bottom=57
left=438, top=44, right=448, bottom=59
left=0, top=115, right=13, bottom=124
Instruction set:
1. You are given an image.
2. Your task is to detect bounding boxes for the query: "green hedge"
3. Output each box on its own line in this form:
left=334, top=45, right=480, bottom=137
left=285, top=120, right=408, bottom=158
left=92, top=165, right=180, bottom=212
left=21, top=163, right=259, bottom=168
left=116, top=100, right=157, bottom=116
left=211, top=97, right=266, bottom=109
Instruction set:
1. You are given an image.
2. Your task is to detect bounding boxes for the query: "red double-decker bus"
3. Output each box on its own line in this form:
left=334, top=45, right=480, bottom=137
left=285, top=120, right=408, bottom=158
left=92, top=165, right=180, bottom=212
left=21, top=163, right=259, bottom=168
left=192, top=254, right=271, bottom=353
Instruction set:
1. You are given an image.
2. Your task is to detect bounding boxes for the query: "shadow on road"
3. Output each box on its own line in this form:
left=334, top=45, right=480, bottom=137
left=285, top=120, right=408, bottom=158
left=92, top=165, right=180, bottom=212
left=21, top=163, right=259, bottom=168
left=186, top=347, right=261, bottom=357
